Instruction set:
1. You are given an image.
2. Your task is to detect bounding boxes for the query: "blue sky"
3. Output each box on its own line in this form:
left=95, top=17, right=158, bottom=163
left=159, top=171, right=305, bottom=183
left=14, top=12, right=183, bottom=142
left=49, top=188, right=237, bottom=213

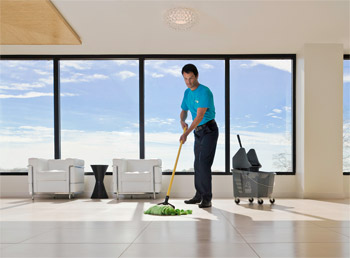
left=0, top=59, right=348, bottom=172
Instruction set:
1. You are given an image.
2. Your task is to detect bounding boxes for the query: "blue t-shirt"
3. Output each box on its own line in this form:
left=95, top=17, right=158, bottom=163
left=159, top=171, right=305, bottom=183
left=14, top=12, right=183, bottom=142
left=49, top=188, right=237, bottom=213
left=181, top=84, right=215, bottom=126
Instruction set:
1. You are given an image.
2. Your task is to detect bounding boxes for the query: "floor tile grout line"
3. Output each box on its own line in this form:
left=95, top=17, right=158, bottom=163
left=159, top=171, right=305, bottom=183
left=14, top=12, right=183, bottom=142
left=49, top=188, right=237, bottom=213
left=240, top=241, right=350, bottom=244
left=302, top=221, right=350, bottom=238
left=0, top=202, right=33, bottom=211
left=7, top=227, right=58, bottom=245
left=325, top=228, right=350, bottom=238
left=0, top=243, right=15, bottom=251
left=117, top=219, right=154, bottom=258
left=217, top=208, right=261, bottom=258
left=7, top=223, right=154, bottom=245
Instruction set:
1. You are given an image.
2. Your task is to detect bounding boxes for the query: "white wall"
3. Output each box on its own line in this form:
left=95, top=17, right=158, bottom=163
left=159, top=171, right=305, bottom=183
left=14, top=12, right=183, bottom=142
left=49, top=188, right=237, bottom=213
left=344, top=177, right=350, bottom=196
left=301, top=44, right=344, bottom=199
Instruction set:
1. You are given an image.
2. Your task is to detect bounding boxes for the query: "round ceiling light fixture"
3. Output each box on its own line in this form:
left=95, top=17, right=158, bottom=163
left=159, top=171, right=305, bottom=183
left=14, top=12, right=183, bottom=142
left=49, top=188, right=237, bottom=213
left=165, top=7, right=198, bottom=30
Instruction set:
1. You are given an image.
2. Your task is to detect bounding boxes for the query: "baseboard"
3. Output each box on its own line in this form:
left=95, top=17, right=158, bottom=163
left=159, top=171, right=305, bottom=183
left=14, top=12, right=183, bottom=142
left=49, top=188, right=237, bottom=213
left=303, top=192, right=345, bottom=199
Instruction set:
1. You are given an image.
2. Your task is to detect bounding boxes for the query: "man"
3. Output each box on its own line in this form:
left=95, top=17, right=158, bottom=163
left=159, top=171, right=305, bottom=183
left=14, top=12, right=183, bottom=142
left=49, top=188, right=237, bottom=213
left=179, top=64, right=219, bottom=208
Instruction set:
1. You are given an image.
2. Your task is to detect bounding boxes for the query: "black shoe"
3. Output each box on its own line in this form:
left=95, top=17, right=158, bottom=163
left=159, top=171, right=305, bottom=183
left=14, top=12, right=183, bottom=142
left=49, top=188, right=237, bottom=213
left=198, top=200, right=212, bottom=208
left=184, top=198, right=201, bottom=204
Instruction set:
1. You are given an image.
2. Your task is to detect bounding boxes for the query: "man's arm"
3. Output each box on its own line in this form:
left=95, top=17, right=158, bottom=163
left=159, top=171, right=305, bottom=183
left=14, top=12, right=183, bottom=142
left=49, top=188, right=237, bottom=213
left=180, top=107, right=207, bottom=144
left=180, top=110, right=188, bottom=130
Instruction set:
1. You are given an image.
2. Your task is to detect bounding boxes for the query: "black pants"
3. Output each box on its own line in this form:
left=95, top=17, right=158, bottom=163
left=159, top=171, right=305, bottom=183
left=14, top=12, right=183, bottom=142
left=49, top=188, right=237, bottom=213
left=193, top=120, right=219, bottom=202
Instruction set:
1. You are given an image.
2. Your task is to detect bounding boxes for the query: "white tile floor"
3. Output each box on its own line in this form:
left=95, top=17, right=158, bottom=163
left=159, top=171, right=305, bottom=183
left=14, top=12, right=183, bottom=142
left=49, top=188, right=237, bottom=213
left=0, top=198, right=349, bottom=257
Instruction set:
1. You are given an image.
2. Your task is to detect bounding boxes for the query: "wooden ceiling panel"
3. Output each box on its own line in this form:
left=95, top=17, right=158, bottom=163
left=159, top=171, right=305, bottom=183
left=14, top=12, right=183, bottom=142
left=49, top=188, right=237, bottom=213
left=0, top=0, right=81, bottom=45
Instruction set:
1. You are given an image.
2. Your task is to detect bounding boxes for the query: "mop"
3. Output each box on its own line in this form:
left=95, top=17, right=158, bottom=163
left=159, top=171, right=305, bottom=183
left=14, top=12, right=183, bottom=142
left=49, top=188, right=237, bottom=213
left=144, top=128, right=192, bottom=216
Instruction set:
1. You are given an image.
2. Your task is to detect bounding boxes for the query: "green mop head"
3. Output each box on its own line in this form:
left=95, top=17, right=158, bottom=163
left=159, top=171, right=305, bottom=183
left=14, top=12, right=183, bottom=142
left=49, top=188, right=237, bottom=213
left=144, top=205, right=192, bottom=216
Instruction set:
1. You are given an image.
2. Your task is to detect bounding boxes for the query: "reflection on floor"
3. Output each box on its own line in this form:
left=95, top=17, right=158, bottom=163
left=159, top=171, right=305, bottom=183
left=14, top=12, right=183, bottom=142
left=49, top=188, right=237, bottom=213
left=0, top=198, right=349, bottom=257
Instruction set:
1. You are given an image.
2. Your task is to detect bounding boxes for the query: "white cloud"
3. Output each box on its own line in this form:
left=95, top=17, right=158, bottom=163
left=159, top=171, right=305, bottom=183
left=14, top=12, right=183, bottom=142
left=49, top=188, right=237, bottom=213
left=38, top=77, right=53, bottom=85
left=34, top=69, right=49, bottom=75
left=271, top=116, right=282, bottom=119
left=151, top=73, right=164, bottom=78
left=0, top=82, right=46, bottom=91
left=19, top=125, right=52, bottom=131
left=231, top=130, right=291, bottom=146
left=272, top=108, right=282, bottom=113
left=114, top=71, right=137, bottom=80
left=146, top=118, right=175, bottom=125
left=0, top=92, right=53, bottom=99
left=231, top=125, right=257, bottom=129
left=0, top=125, right=298, bottom=172
left=283, top=106, right=291, bottom=112
left=145, top=60, right=167, bottom=68
left=344, top=74, right=350, bottom=83
left=201, top=64, right=214, bottom=69
left=113, top=60, right=138, bottom=66
left=0, top=61, right=37, bottom=68
left=254, top=60, right=292, bottom=73
left=162, top=66, right=182, bottom=77
left=0, top=61, right=53, bottom=77
left=267, top=108, right=286, bottom=116
left=0, top=126, right=53, bottom=143
left=61, top=93, right=79, bottom=97
left=245, top=114, right=252, bottom=118
left=145, top=61, right=182, bottom=77
left=241, top=60, right=292, bottom=73
left=90, top=74, right=108, bottom=79
left=61, top=73, right=109, bottom=83
left=60, top=61, right=93, bottom=71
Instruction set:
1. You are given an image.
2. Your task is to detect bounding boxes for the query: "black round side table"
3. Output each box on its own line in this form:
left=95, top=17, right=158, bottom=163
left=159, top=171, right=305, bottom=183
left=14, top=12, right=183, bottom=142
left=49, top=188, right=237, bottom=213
left=91, top=165, right=109, bottom=199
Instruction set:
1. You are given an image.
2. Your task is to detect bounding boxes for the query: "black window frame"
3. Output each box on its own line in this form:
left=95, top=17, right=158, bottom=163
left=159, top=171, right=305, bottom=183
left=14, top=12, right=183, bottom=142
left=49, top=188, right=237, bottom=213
left=344, top=54, right=350, bottom=175
left=0, top=54, right=296, bottom=176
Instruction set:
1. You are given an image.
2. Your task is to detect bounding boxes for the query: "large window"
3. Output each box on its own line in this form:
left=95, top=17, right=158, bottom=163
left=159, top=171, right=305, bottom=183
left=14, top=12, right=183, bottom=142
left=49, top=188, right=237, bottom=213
left=60, top=60, right=139, bottom=170
left=145, top=60, right=225, bottom=172
left=230, top=59, right=293, bottom=172
left=0, top=55, right=295, bottom=174
left=0, top=60, right=54, bottom=172
left=344, top=58, right=350, bottom=173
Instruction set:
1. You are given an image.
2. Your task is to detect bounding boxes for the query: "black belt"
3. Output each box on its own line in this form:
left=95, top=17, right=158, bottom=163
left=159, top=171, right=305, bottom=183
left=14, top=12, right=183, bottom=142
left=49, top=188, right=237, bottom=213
left=195, top=119, right=216, bottom=132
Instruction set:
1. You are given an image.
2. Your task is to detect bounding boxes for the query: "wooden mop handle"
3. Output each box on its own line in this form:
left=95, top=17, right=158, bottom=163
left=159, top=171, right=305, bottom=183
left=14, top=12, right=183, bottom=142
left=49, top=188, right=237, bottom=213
left=166, top=127, right=187, bottom=196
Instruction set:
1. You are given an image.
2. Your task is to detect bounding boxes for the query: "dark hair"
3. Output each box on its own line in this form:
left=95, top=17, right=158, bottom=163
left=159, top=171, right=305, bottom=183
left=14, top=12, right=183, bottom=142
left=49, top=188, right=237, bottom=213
left=182, top=64, right=198, bottom=77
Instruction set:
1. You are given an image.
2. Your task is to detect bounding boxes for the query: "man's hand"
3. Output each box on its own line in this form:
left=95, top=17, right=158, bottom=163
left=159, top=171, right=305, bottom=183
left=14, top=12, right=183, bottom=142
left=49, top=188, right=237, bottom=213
left=180, top=120, right=188, bottom=130
left=179, top=132, right=188, bottom=144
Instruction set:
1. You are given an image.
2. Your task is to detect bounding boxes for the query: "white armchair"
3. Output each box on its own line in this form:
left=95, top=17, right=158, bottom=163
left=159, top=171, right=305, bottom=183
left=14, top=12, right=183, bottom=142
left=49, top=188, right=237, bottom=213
left=112, top=159, right=162, bottom=199
left=28, top=158, right=85, bottom=199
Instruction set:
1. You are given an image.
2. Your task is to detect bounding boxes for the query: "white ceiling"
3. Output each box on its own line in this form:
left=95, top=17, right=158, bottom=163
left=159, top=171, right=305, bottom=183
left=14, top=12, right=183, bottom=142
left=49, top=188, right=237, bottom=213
left=1, top=0, right=349, bottom=55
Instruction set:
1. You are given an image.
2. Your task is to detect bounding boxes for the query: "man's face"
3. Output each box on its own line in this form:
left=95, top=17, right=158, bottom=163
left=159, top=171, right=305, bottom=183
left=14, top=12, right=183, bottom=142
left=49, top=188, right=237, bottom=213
left=183, top=72, right=198, bottom=89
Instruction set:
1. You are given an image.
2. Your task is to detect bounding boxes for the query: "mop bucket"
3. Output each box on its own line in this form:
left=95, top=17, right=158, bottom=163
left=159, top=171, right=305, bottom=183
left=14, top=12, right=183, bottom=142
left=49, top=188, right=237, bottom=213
left=232, top=135, right=276, bottom=205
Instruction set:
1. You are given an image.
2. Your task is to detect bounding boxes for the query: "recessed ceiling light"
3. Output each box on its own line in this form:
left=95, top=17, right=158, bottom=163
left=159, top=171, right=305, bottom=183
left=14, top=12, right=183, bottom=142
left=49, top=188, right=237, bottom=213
left=165, top=7, right=198, bottom=30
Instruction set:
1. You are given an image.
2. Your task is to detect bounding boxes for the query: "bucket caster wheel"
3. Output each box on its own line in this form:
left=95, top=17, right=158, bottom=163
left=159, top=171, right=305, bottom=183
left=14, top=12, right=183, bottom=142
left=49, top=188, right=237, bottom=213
left=234, top=198, right=240, bottom=204
left=269, top=198, right=275, bottom=204
left=258, top=198, right=264, bottom=205
left=248, top=198, right=254, bottom=203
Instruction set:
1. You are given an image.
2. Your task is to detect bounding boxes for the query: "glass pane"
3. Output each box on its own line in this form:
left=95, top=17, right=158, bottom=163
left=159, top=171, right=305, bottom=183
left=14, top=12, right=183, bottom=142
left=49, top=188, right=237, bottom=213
left=230, top=59, right=293, bottom=172
left=60, top=60, right=139, bottom=171
left=0, top=60, right=54, bottom=172
left=145, top=60, right=225, bottom=172
left=344, top=59, right=350, bottom=172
